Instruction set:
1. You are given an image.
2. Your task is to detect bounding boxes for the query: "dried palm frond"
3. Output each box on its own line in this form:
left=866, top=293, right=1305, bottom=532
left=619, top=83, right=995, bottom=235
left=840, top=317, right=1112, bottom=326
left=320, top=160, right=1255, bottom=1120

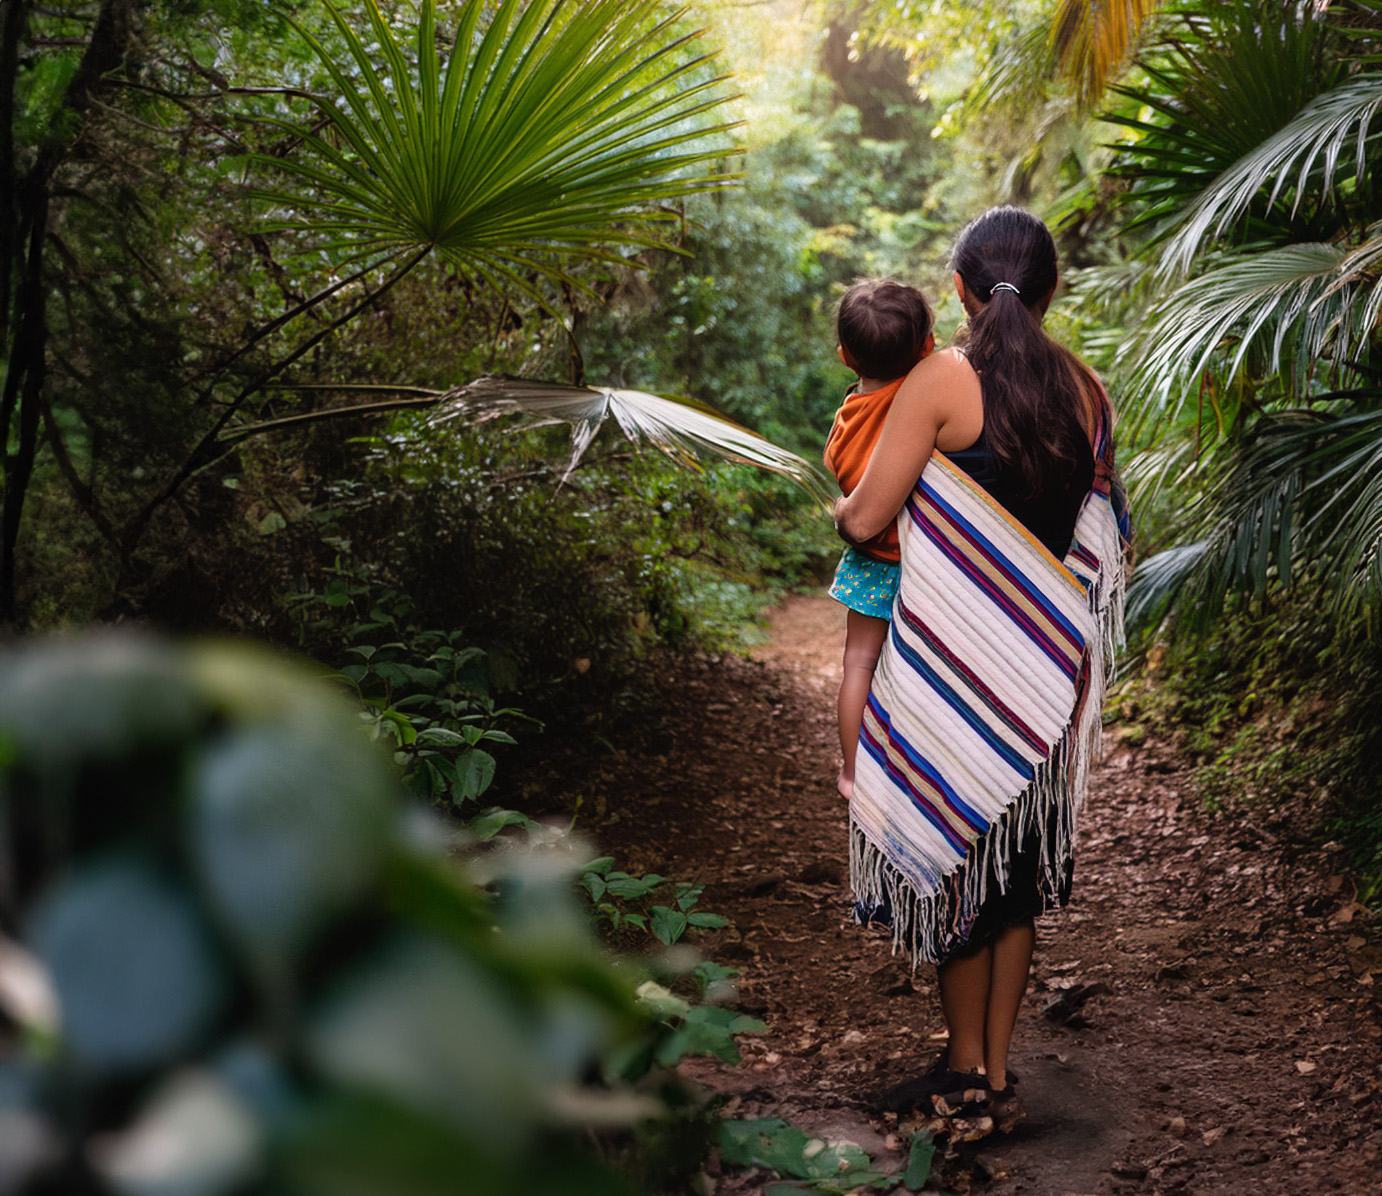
left=430, top=377, right=836, bottom=506
left=1051, top=0, right=1163, bottom=107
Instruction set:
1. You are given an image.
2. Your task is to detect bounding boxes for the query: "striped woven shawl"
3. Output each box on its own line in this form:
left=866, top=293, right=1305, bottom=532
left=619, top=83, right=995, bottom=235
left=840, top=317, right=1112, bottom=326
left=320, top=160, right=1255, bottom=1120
left=850, top=438, right=1126, bottom=966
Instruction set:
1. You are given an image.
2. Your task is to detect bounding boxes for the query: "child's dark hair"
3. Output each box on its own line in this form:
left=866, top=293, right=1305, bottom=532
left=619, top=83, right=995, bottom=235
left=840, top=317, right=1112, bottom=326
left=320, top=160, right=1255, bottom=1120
left=951, top=206, right=1098, bottom=498
left=837, top=278, right=933, bottom=381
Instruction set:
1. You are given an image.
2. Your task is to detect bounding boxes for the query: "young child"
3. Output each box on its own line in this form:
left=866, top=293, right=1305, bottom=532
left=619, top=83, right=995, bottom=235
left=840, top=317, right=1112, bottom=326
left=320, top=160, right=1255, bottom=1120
left=824, top=278, right=935, bottom=800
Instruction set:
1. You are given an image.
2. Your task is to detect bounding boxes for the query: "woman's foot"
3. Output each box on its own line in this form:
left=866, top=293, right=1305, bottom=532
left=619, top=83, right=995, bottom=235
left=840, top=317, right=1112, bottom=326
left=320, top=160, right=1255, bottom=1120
left=987, top=1083, right=1024, bottom=1134
left=878, top=1052, right=987, bottom=1118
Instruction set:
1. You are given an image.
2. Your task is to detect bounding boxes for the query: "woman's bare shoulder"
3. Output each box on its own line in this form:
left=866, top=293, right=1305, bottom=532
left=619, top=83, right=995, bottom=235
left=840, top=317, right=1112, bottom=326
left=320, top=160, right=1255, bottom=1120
left=893, top=345, right=980, bottom=419
left=896, top=346, right=974, bottom=394
left=916, top=345, right=975, bottom=378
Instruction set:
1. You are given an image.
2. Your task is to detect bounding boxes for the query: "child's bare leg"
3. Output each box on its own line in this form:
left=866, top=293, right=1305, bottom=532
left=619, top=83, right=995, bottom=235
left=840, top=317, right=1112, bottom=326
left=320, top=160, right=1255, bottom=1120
left=838, top=611, right=890, bottom=799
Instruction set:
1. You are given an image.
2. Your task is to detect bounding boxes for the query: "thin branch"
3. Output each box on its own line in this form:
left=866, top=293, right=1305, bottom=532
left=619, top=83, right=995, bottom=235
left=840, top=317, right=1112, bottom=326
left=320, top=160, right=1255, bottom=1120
left=108, top=78, right=323, bottom=105
left=219, top=394, right=442, bottom=444
left=38, top=398, right=118, bottom=544
left=121, top=247, right=431, bottom=549
left=188, top=252, right=401, bottom=384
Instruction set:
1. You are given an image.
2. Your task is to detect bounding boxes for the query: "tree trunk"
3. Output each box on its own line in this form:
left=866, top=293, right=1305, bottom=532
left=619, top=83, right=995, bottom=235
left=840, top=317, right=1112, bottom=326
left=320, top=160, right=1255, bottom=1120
left=0, top=195, right=47, bottom=625
left=0, top=0, right=142, bottom=626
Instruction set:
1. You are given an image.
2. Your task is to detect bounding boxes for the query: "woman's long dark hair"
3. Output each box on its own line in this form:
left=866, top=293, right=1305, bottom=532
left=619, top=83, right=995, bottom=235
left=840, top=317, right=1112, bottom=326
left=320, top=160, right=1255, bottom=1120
left=952, top=206, right=1096, bottom=498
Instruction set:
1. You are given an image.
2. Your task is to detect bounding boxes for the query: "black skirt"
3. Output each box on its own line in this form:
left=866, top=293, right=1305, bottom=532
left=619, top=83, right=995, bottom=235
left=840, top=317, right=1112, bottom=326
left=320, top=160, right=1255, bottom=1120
left=855, top=803, right=1074, bottom=965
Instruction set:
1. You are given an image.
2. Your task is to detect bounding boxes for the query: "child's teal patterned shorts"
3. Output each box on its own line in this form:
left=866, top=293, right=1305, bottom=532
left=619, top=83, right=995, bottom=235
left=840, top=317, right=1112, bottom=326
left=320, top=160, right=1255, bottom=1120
left=828, top=546, right=901, bottom=620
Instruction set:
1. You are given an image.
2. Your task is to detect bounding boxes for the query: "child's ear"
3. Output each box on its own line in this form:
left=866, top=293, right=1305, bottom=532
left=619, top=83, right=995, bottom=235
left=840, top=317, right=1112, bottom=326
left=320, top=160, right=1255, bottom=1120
left=837, top=345, right=849, bottom=367
left=924, top=332, right=935, bottom=354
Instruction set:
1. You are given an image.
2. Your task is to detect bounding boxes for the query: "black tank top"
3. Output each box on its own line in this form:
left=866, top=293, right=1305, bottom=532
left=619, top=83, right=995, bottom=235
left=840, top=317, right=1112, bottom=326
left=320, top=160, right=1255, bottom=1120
left=945, top=347, right=1094, bottom=559
left=947, top=433, right=1092, bottom=559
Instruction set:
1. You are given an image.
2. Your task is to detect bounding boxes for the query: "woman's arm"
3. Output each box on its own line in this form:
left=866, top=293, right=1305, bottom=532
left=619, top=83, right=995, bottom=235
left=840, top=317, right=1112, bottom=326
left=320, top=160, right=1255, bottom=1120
left=834, top=350, right=969, bottom=544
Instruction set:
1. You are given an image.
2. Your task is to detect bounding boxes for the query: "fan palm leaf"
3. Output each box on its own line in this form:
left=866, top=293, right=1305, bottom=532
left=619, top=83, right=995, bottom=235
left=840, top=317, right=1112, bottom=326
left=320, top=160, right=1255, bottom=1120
left=1161, top=73, right=1382, bottom=274
left=251, top=0, right=739, bottom=293
left=1105, top=2, right=1340, bottom=242
left=429, top=377, right=836, bottom=506
left=1293, top=408, right=1382, bottom=623
left=1127, top=411, right=1317, bottom=633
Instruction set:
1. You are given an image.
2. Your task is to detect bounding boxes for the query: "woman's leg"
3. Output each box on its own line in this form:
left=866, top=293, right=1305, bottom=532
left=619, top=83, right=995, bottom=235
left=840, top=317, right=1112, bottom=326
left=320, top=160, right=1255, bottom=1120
left=983, top=919, right=1035, bottom=1090
left=837, top=611, right=889, bottom=799
left=937, top=943, right=993, bottom=1076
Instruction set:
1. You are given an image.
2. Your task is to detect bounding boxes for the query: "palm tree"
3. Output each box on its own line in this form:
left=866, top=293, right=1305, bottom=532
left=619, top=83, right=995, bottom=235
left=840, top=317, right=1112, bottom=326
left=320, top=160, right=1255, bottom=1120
left=1105, top=0, right=1382, bottom=634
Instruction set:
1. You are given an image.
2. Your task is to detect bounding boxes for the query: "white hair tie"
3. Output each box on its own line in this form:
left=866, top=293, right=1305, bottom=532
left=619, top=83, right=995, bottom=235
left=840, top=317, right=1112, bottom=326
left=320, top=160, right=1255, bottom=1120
left=989, top=282, right=1021, bottom=297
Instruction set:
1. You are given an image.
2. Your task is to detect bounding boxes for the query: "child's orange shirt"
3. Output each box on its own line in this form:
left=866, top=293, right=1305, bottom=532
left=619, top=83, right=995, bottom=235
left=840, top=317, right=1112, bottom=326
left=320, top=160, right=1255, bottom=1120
left=823, top=377, right=906, bottom=563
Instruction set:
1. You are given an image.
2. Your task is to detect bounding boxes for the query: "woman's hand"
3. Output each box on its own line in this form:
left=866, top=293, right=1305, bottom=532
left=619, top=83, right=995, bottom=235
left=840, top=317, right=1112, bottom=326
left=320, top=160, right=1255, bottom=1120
left=834, top=349, right=974, bottom=545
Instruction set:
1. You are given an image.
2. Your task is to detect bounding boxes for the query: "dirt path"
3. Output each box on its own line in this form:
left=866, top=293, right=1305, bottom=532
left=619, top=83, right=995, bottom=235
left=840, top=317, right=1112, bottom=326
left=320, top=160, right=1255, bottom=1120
left=580, top=596, right=1382, bottom=1195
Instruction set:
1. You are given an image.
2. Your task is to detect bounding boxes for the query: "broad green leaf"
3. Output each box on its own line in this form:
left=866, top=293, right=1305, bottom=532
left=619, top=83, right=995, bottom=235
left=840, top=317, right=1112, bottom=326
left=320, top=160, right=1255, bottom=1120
left=717, top=1120, right=814, bottom=1176
left=305, top=934, right=541, bottom=1152
left=603, top=873, right=665, bottom=900
left=633, top=980, right=690, bottom=1022
left=455, top=748, right=497, bottom=801
left=378, top=709, right=418, bottom=745
left=716, top=1118, right=878, bottom=1188
left=467, top=807, right=534, bottom=841
left=649, top=905, right=688, bottom=945
left=687, top=912, right=730, bottom=930
left=692, top=959, right=739, bottom=995
left=416, top=727, right=468, bottom=747
left=28, top=858, right=225, bottom=1074
left=904, top=1133, right=935, bottom=1189
left=191, top=718, right=394, bottom=968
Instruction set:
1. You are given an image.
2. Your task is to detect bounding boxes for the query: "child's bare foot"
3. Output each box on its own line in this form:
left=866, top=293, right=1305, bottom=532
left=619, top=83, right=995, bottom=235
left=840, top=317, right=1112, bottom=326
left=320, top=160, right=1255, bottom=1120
left=837, top=771, right=853, bottom=801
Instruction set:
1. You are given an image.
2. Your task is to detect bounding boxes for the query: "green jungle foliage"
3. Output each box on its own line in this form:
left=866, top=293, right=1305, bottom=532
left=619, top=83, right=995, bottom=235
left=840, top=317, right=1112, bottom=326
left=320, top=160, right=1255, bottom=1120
left=0, top=635, right=761, bottom=1195
left=5, top=1, right=1382, bottom=1191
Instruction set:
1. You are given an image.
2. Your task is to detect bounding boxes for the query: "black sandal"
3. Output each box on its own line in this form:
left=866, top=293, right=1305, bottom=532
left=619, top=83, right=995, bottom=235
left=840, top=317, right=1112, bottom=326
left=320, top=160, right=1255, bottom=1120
left=987, top=1083, right=1024, bottom=1133
left=878, top=1047, right=1019, bottom=1115
left=878, top=1050, right=989, bottom=1118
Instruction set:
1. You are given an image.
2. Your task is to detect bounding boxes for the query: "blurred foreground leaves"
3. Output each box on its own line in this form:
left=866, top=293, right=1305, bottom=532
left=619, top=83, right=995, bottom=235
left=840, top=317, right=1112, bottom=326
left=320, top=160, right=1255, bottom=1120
left=0, top=635, right=750, bottom=1195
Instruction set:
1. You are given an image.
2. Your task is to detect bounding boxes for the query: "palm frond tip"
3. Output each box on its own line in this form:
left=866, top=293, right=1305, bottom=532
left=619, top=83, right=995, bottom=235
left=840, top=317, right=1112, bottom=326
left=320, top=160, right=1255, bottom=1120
left=1051, top=0, right=1162, bottom=106
left=1128, top=243, right=1365, bottom=424
left=429, top=377, right=837, bottom=508
left=1161, top=74, right=1382, bottom=275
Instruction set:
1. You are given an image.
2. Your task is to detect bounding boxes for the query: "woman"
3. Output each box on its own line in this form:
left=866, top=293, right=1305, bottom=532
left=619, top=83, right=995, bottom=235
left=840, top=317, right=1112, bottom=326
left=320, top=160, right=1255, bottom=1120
left=833, top=207, right=1127, bottom=1131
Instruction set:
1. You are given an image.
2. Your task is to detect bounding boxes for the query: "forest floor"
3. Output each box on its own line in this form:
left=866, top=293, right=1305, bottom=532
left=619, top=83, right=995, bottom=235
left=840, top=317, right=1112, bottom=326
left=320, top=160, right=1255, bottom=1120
left=537, top=596, right=1382, bottom=1195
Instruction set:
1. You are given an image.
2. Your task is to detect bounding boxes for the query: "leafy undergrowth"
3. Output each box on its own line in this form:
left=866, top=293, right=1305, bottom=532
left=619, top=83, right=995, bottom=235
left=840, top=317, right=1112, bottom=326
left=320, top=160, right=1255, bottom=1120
left=0, top=632, right=779, bottom=1196
left=1114, top=595, right=1382, bottom=906
left=295, top=575, right=796, bottom=1189
left=718, top=1119, right=936, bottom=1195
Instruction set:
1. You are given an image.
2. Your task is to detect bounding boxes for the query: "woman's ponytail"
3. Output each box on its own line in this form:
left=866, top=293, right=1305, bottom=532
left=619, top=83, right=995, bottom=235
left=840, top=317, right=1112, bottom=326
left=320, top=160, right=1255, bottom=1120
left=952, top=207, right=1095, bottom=499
